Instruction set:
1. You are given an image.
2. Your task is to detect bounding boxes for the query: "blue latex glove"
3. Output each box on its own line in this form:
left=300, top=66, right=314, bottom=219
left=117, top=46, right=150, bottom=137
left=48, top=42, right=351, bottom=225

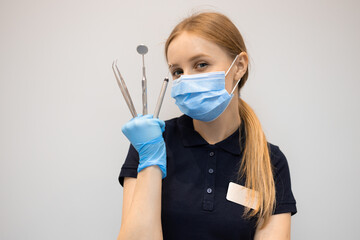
left=121, top=114, right=166, bottom=178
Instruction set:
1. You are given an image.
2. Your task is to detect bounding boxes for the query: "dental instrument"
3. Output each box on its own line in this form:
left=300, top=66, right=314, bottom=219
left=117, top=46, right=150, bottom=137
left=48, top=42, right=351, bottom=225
left=153, top=77, right=169, bottom=118
left=136, top=44, right=148, bottom=115
left=112, top=60, right=137, bottom=118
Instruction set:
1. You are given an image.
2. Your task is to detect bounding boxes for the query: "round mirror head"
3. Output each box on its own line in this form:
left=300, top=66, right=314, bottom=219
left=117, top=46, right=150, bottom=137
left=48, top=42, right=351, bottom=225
left=136, top=45, right=148, bottom=55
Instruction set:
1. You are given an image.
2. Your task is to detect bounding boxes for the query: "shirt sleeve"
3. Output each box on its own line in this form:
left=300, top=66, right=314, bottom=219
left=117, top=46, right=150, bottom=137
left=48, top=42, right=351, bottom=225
left=270, top=145, right=297, bottom=216
left=118, top=143, right=140, bottom=187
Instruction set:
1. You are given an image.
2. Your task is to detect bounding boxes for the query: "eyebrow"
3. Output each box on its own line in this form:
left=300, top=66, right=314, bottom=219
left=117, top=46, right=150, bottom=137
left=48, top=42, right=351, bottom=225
left=168, top=53, right=211, bottom=69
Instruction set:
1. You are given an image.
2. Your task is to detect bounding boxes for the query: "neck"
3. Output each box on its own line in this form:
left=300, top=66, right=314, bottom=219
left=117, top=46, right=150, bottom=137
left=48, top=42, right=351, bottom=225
left=193, top=97, right=241, bottom=145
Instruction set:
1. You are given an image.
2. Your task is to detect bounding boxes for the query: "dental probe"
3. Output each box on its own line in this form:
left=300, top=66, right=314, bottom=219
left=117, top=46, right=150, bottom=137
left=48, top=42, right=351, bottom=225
left=153, top=77, right=169, bottom=118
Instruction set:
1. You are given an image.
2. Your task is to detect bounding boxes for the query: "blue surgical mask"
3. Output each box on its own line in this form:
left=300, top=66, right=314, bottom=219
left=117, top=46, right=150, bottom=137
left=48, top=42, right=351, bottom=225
left=171, top=55, right=241, bottom=122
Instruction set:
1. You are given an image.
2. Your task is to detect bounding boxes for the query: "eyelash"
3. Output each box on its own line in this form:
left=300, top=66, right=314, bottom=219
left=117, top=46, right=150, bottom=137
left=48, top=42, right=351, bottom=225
left=196, top=62, right=208, bottom=69
left=172, top=69, right=183, bottom=77
left=171, top=62, right=209, bottom=78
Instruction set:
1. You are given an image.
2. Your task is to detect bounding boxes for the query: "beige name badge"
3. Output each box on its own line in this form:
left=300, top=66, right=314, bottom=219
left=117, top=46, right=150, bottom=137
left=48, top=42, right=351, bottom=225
left=226, top=182, right=259, bottom=209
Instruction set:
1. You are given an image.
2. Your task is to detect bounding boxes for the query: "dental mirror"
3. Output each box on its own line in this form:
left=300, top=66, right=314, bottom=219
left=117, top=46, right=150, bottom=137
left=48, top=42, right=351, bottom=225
left=136, top=44, right=148, bottom=55
left=137, top=44, right=148, bottom=114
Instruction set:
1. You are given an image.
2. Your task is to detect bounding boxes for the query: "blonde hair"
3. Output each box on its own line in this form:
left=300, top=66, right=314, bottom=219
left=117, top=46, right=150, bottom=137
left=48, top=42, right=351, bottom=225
left=165, top=12, right=275, bottom=228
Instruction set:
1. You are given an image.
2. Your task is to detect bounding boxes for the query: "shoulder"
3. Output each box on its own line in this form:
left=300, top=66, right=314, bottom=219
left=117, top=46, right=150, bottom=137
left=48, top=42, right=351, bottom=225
left=164, top=115, right=182, bottom=127
left=267, top=142, right=297, bottom=215
left=162, top=114, right=189, bottom=137
left=164, top=114, right=189, bottom=127
left=267, top=142, right=294, bottom=197
left=267, top=142, right=291, bottom=175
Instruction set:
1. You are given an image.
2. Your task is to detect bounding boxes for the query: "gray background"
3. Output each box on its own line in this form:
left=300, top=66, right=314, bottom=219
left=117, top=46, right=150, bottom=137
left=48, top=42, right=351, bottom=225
left=1, top=0, right=359, bottom=239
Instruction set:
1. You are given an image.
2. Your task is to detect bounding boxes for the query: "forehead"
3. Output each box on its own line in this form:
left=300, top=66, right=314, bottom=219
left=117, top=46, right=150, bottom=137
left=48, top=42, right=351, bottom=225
left=167, top=32, right=228, bottom=65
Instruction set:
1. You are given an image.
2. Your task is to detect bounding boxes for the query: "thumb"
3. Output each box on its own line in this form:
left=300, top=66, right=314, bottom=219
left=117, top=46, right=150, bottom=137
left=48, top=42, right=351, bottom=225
left=157, top=119, right=165, bottom=132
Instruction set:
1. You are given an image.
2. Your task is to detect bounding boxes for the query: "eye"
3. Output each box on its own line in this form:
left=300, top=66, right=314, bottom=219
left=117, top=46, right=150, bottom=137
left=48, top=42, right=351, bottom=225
left=172, top=69, right=183, bottom=79
left=195, top=62, right=209, bottom=70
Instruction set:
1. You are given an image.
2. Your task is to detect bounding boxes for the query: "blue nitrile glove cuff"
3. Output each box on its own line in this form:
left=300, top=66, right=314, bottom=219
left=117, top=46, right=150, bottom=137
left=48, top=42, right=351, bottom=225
left=134, top=136, right=167, bottom=179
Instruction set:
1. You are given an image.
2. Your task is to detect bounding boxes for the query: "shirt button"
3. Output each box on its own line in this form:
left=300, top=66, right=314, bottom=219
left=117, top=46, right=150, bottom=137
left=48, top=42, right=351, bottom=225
left=208, top=168, right=214, bottom=174
left=207, top=188, right=212, bottom=194
left=209, top=151, right=215, bottom=157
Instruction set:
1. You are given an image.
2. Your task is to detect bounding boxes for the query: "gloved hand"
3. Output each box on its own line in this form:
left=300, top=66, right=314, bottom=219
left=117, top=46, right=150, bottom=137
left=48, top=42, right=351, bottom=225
left=121, top=114, right=166, bottom=178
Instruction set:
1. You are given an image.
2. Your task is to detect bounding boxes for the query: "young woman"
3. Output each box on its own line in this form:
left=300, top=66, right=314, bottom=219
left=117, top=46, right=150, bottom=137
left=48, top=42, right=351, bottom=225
left=117, top=12, right=297, bottom=240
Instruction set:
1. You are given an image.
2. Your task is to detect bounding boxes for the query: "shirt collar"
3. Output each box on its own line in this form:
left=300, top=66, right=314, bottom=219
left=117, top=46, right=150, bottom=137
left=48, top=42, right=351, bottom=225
left=177, top=114, right=246, bottom=156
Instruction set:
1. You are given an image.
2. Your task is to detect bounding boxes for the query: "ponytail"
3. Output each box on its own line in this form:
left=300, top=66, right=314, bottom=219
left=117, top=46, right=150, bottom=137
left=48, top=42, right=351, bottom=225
left=237, top=98, right=276, bottom=228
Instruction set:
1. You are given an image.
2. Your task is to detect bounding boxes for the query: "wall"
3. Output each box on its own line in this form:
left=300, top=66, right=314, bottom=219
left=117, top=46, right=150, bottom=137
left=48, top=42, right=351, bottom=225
left=1, top=0, right=359, bottom=239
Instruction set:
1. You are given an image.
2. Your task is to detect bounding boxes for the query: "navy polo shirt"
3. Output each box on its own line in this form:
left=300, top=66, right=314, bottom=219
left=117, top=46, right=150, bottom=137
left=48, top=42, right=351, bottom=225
left=118, top=114, right=297, bottom=239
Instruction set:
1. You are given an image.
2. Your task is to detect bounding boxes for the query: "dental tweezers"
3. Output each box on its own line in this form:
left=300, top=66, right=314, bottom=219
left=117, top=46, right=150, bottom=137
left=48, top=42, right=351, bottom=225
left=112, top=60, right=137, bottom=118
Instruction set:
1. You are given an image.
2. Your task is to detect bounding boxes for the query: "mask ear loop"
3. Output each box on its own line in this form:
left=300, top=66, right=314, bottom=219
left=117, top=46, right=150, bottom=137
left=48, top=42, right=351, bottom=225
left=225, top=54, right=240, bottom=76
left=231, top=78, right=241, bottom=95
left=225, top=54, right=241, bottom=95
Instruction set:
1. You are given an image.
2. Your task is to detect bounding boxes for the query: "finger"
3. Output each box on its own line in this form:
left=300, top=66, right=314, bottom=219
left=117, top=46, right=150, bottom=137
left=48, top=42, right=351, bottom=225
left=143, top=114, right=153, bottom=119
left=156, top=119, right=166, bottom=132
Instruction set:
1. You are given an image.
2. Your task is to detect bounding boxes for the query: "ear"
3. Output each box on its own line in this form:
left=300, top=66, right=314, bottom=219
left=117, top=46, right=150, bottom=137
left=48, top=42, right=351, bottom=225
left=234, top=52, right=248, bottom=82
